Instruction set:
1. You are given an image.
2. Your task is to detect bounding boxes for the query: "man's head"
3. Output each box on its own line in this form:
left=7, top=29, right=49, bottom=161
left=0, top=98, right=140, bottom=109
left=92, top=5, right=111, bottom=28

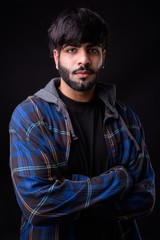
left=48, top=8, right=110, bottom=92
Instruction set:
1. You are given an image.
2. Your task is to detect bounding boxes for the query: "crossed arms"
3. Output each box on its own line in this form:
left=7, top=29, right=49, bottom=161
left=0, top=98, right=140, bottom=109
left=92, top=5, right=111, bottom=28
left=9, top=99, right=155, bottom=226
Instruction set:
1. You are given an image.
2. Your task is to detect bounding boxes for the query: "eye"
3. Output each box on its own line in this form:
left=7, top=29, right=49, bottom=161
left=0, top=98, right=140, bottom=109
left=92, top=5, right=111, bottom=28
left=88, top=48, right=100, bottom=54
left=66, top=48, right=77, bottom=53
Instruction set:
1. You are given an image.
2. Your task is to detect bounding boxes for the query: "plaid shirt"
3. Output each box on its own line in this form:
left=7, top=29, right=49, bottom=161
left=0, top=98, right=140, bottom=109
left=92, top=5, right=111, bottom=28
left=9, top=79, right=155, bottom=239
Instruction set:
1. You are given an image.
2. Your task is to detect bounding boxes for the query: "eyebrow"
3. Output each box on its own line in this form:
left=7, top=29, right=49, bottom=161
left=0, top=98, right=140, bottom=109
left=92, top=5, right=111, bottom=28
left=63, top=43, right=100, bottom=49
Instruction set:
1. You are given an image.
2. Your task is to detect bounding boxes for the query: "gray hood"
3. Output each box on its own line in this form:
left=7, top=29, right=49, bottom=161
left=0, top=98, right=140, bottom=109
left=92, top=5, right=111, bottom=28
left=35, top=78, right=118, bottom=118
left=35, top=78, right=60, bottom=105
left=35, top=78, right=140, bottom=149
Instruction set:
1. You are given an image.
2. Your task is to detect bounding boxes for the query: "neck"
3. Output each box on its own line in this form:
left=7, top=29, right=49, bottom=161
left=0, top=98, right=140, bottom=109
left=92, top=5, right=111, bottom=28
left=59, top=78, right=95, bottom=102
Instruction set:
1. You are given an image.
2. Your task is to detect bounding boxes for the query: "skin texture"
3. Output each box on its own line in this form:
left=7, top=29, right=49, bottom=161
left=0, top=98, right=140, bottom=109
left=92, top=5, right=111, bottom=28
left=53, top=43, right=106, bottom=102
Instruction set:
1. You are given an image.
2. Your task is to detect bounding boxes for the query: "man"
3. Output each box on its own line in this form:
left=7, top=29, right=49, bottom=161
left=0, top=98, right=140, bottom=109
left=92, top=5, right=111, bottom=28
left=9, top=8, right=155, bottom=240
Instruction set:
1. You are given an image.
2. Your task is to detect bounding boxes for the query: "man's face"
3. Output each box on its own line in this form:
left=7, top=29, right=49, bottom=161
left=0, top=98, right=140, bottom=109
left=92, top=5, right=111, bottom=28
left=54, top=43, right=106, bottom=91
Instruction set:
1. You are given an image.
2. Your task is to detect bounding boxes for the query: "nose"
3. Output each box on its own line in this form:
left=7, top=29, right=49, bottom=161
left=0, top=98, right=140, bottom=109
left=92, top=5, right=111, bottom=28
left=78, top=49, right=90, bottom=66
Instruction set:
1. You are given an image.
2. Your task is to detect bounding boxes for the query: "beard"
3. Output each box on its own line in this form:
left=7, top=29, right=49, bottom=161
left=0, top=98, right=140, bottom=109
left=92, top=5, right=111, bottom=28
left=58, top=60, right=103, bottom=92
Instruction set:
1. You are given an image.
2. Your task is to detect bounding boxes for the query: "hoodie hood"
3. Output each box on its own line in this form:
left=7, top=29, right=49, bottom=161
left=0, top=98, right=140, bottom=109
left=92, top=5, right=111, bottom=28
left=35, top=78, right=60, bottom=105
left=34, top=78, right=140, bottom=150
left=35, top=78, right=118, bottom=118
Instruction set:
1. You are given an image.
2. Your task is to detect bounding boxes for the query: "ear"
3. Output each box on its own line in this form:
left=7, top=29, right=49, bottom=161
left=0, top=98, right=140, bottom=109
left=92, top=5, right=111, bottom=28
left=53, top=49, right=59, bottom=70
left=102, top=49, right=106, bottom=63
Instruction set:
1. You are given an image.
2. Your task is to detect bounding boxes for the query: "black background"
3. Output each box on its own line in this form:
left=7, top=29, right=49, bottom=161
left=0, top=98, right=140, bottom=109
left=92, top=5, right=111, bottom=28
left=1, top=0, right=159, bottom=239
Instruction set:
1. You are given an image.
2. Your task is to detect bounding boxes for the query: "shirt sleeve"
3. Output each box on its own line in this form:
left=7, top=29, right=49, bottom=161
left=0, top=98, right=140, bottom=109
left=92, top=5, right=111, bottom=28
left=91, top=109, right=155, bottom=220
left=9, top=100, right=133, bottom=227
left=113, top=118, right=155, bottom=220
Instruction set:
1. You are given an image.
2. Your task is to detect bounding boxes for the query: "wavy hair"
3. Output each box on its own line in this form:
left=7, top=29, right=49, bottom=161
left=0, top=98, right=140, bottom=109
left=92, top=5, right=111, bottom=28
left=48, top=8, right=110, bottom=57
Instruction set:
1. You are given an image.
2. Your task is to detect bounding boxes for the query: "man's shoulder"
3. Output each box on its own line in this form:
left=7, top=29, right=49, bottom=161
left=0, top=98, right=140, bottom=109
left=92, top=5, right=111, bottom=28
left=9, top=96, right=39, bottom=128
left=116, top=100, right=141, bottom=126
left=11, top=96, right=43, bottom=117
left=9, top=96, right=53, bottom=129
left=11, top=77, right=60, bottom=119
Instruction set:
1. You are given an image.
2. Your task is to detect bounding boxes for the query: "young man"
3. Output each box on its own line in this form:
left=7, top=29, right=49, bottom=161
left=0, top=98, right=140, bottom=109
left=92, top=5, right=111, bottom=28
left=9, top=8, right=155, bottom=240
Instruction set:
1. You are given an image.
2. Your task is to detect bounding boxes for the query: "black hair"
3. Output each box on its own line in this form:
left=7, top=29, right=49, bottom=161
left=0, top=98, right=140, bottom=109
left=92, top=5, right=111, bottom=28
left=48, top=8, right=110, bottom=57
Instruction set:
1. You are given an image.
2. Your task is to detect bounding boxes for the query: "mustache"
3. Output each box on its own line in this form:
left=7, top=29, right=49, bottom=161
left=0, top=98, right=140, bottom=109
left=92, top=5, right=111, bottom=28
left=72, top=66, right=95, bottom=74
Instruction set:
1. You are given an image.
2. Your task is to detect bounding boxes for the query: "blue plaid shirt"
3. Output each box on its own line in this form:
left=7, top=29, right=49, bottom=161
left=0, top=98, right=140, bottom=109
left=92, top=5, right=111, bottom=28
left=9, top=79, right=155, bottom=239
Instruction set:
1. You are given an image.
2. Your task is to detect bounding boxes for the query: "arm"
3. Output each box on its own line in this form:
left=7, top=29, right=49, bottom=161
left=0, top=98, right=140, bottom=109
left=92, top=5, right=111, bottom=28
left=91, top=109, right=155, bottom=220
left=114, top=119, right=155, bottom=220
left=9, top=101, right=133, bottom=226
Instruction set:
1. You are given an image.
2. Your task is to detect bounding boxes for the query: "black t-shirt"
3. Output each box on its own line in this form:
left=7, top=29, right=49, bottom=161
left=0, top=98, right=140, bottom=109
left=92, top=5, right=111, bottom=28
left=58, top=89, right=117, bottom=240
left=58, top=89, right=110, bottom=178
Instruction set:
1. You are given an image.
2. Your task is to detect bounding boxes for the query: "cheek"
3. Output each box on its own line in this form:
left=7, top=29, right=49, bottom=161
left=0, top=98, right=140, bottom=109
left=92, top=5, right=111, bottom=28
left=94, top=58, right=103, bottom=70
left=60, top=59, right=74, bottom=72
left=60, top=53, right=75, bottom=66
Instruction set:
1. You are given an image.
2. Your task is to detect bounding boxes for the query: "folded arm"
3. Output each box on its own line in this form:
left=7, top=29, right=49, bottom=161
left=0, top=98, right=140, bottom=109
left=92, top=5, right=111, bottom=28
left=91, top=112, right=155, bottom=220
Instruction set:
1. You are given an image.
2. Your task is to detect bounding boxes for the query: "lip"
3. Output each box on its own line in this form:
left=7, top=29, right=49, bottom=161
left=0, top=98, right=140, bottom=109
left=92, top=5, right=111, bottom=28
left=75, top=70, right=91, bottom=78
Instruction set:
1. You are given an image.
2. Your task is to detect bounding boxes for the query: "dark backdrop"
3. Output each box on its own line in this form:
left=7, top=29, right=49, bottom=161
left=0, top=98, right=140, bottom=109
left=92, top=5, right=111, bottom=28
left=1, top=1, right=159, bottom=239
